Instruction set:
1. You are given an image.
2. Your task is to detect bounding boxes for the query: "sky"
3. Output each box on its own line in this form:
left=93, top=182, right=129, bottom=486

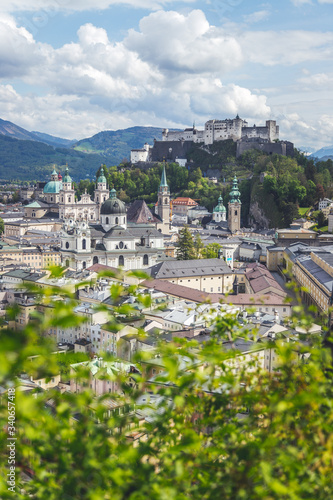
left=0, top=0, right=333, bottom=149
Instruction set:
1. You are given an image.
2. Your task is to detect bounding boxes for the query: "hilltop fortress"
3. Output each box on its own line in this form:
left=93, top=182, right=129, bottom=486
left=162, top=116, right=279, bottom=145
left=131, top=116, right=293, bottom=164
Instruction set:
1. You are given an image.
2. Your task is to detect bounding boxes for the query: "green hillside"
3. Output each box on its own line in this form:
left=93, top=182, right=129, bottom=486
left=0, top=135, right=104, bottom=181
left=73, top=126, right=164, bottom=164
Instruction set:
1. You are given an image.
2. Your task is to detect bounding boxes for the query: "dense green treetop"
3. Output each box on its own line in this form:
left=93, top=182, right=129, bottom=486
left=0, top=276, right=332, bottom=499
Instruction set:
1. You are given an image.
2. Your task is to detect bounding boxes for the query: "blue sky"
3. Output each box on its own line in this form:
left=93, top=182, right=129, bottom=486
left=0, top=0, right=332, bottom=149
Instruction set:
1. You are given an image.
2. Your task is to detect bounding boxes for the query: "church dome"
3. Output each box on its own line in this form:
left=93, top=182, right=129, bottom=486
left=43, top=180, right=62, bottom=194
left=63, top=167, right=72, bottom=183
left=97, top=174, right=107, bottom=183
left=213, top=195, right=226, bottom=213
left=100, top=189, right=126, bottom=215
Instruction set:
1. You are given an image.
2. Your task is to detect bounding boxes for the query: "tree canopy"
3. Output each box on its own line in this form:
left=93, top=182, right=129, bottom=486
left=0, top=278, right=332, bottom=499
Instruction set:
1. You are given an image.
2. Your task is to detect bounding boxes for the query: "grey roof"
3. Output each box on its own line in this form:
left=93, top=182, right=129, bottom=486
left=103, top=226, right=134, bottom=239
left=297, top=256, right=333, bottom=293
left=147, top=258, right=232, bottom=279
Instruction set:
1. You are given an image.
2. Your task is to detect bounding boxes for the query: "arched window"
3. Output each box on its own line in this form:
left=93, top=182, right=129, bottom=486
left=65, top=242, right=69, bottom=249
left=51, top=197, right=53, bottom=202
left=61, top=197, right=64, bottom=202
left=115, top=217, right=119, bottom=225
left=68, top=197, right=71, bottom=203
left=82, top=239, right=86, bottom=250
left=119, top=255, right=124, bottom=267
left=106, top=217, right=109, bottom=224
left=93, top=256, right=99, bottom=265
left=143, top=254, right=149, bottom=266
left=65, top=260, right=70, bottom=267
left=82, top=261, right=86, bottom=269
left=235, top=210, right=238, bottom=216
left=103, top=196, right=106, bottom=201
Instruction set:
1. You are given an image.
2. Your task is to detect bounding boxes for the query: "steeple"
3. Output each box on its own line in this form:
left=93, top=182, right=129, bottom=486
left=229, top=175, right=241, bottom=204
left=228, top=175, right=241, bottom=233
left=160, top=163, right=168, bottom=189
left=157, top=162, right=170, bottom=231
left=213, top=194, right=226, bottom=222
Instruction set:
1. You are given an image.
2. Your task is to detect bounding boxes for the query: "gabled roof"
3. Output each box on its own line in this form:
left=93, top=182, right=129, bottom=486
left=127, top=200, right=160, bottom=224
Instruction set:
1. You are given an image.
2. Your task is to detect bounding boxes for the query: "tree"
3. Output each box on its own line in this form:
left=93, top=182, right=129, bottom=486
left=317, top=211, right=327, bottom=228
left=194, top=233, right=204, bottom=259
left=1, top=278, right=333, bottom=499
left=0, top=217, right=4, bottom=235
left=202, top=242, right=222, bottom=259
left=176, top=225, right=196, bottom=260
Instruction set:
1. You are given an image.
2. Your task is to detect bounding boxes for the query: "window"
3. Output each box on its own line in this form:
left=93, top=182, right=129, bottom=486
left=115, top=217, right=119, bottom=225
left=106, top=217, right=109, bottom=224
left=119, top=241, right=124, bottom=249
left=93, top=256, right=98, bottom=265
left=119, top=255, right=124, bottom=267
left=143, top=254, right=149, bottom=266
left=82, top=262, right=86, bottom=269
left=65, top=242, right=69, bottom=249
left=82, top=239, right=86, bottom=250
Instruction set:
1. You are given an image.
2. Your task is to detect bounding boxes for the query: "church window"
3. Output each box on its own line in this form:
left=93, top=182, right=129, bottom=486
left=61, top=197, right=63, bottom=202
left=106, top=217, right=109, bottom=224
left=65, top=242, right=69, bottom=249
left=115, top=217, right=119, bottom=225
left=65, top=260, right=70, bottom=267
left=91, top=214, right=93, bottom=219
left=51, top=197, right=53, bottom=202
left=141, top=237, right=145, bottom=246
left=143, top=255, right=149, bottom=266
left=119, top=241, right=124, bottom=249
left=235, top=210, right=238, bottom=216
left=82, top=239, right=86, bottom=250
left=103, top=196, right=106, bottom=201
left=68, top=197, right=71, bottom=203
left=164, top=198, right=168, bottom=204
left=119, top=255, right=124, bottom=267
left=82, top=262, right=86, bottom=269
left=93, top=256, right=99, bottom=265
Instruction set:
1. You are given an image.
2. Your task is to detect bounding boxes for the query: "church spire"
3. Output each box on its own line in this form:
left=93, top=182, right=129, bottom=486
left=160, top=163, right=168, bottom=188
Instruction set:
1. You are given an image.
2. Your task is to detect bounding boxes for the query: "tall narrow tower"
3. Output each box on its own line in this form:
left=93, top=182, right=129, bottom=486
left=228, top=175, right=241, bottom=233
left=157, top=163, right=170, bottom=229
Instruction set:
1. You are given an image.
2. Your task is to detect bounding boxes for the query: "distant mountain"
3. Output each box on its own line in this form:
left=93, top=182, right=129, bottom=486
left=0, top=118, right=74, bottom=148
left=310, top=145, right=333, bottom=159
left=73, top=126, right=164, bottom=164
left=31, top=131, right=76, bottom=148
left=298, top=146, right=316, bottom=155
left=0, top=119, right=171, bottom=180
left=0, top=134, right=104, bottom=181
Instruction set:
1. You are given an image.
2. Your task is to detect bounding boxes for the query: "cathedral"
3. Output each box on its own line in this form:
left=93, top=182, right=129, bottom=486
left=59, top=166, right=170, bottom=271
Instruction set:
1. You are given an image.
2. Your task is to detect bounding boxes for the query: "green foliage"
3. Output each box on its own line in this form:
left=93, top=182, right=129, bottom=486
left=202, top=242, right=222, bottom=259
left=0, top=217, right=4, bottom=235
left=176, top=225, right=196, bottom=260
left=0, top=279, right=333, bottom=499
left=0, top=135, right=104, bottom=181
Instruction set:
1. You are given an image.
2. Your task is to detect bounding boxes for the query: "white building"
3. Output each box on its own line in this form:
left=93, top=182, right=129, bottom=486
left=130, top=143, right=150, bottom=164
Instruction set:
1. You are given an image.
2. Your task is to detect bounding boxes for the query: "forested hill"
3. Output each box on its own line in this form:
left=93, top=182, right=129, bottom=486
left=0, top=135, right=104, bottom=181
left=80, top=148, right=333, bottom=229
left=72, top=126, right=164, bottom=164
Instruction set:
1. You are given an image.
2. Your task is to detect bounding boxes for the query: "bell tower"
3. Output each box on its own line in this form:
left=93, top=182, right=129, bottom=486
left=228, top=175, right=241, bottom=233
left=157, top=163, right=170, bottom=230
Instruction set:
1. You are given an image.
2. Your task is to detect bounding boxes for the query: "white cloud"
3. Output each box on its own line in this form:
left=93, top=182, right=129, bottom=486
left=240, top=30, right=333, bottom=66
left=0, top=8, right=332, bottom=149
left=125, top=10, right=243, bottom=74
left=243, top=10, right=270, bottom=24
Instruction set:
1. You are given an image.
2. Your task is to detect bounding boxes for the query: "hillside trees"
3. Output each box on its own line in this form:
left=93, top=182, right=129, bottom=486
left=0, top=277, right=333, bottom=498
left=176, top=225, right=196, bottom=260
